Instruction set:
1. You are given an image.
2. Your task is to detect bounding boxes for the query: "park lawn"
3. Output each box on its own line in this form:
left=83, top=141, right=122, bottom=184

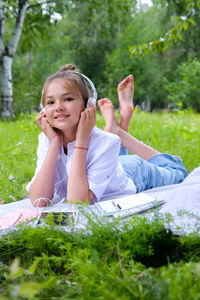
left=0, top=110, right=200, bottom=299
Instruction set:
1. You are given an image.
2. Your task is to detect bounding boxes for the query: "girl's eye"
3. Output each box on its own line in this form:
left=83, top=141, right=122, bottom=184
left=47, top=101, right=55, bottom=105
left=65, top=97, right=73, bottom=101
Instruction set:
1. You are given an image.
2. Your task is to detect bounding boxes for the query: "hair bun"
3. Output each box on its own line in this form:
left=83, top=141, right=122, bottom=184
left=59, top=64, right=78, bottom=72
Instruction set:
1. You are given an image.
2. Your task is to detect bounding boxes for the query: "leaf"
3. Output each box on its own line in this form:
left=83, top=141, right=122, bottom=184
left=43, top=276, right=57, bottom=289
left=8, top=258, right=24, bottom=279
left=28, top=257, right=40, bottom=274
left=18, top=282, right=42, bottom=298
left=188, top=18, right=195, bottom=25
left=130, top=47, right=138, bottom=55
left=178, top=33, right=182, bottom=40
left=186, top=3, right=195, bottom=11
left=183, top=22, right=189, bottom=31
left=173, top=16, right=181, bottom=21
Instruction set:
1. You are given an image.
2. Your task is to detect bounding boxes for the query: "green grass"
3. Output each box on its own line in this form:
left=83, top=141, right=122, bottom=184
left=0, top=111, right=200, bottom=299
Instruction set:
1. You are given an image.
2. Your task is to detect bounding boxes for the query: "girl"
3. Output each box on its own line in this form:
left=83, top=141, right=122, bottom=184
left=27, top=64, right=187, bottom=207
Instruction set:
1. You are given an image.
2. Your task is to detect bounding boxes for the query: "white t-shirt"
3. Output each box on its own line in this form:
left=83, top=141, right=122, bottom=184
left=26, top=127, right=136, bottom=203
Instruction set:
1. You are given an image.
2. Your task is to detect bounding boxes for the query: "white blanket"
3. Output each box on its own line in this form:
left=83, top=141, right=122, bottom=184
left=0, top=167, right=200, bottom=235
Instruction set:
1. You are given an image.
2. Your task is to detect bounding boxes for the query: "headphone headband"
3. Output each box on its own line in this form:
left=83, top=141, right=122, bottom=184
left=72, top=71, right=97, bottom=101
left=40, top=71, right=97, bottom=110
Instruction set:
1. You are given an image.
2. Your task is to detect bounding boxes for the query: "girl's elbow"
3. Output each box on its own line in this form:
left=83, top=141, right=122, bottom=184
left=30, top=194, right=51, bottom=207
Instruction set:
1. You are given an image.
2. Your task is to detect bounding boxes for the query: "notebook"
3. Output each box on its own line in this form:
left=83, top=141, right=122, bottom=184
left=95, top=193, right=165, bottom=218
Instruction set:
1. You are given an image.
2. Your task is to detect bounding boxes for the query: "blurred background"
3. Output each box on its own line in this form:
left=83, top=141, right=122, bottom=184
left=1, top=0, right=200, bottom=116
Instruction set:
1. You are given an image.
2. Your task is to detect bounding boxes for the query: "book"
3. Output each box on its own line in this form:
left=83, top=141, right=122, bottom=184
left=95, top=193, right=165, bottom=218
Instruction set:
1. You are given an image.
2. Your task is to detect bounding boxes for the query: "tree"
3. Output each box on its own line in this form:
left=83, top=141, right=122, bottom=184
left=104, top=2, right=171, bottom=109
left=164, top=59, right=200, bottom=111
left=0, top=0, right=66, bottom=118
left=0, top=0, right=28, bottom=117
left=63, top=0, right=136, bottom=96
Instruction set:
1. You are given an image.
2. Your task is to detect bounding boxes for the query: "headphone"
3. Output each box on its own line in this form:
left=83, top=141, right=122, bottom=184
left=40, top=72, right=97, bottom=113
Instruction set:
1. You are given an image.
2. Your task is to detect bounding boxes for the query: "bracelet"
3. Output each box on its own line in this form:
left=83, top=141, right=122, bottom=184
left=74, top=146, right=88, bottom=151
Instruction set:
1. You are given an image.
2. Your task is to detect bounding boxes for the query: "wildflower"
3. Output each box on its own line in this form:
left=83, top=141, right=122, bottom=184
left=8, top=175, right=15, bottom=181
left=135, top=105, right=140, bottom=112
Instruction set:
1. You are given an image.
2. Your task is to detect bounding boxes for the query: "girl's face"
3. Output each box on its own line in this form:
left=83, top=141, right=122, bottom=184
left=44, top=79, right=85, bottom=133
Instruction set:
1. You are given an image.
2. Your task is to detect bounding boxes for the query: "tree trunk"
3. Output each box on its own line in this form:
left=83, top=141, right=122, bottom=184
left=0, top=55, right=15, bottom=117
left=0, top=0, right=28, bottom=118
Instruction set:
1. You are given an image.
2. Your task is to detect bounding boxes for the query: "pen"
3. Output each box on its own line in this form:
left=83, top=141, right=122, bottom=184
left=112, top=201, right=121, bottom=210
left=117, top=204, right=121, bottom=210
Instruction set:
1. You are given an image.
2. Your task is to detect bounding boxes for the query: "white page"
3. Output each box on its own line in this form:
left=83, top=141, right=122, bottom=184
left=96, top=193, right=163, bottom=215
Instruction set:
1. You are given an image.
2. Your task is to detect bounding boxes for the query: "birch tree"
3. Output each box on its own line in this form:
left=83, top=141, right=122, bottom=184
left=0, top=0, right=28, bottom=117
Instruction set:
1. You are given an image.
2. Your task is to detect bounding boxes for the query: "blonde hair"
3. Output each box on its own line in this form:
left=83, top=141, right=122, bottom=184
left=41, top=64, right=91, bottom=107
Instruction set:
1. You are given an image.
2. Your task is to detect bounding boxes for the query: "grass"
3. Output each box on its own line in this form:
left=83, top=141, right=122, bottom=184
left=0, top=110, right=200, bottom=299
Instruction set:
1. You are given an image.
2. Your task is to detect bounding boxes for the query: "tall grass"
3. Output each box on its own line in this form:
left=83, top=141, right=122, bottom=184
left=0, top=111, right=200, bottom=299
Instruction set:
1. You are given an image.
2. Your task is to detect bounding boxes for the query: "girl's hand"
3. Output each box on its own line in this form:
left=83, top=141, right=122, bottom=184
left=36, top=111, right=61, bottom=144
left=76, top=101, right=96, bottom=146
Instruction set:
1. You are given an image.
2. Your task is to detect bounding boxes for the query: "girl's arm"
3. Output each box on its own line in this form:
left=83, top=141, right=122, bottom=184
left=29, top=112, right=61, bottom=207
left=67, top=102, right=96, bottom=203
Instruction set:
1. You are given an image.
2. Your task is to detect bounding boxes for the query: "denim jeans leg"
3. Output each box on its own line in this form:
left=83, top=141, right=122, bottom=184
left=119, top=155, right=147, bottom=193
left=119, top=145, right=128, bottom=156
left=119, top=153, right=188, bottom=193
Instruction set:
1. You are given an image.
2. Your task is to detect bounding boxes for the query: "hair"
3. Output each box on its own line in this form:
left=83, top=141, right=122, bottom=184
left=41, top=64, right=91, bottom=107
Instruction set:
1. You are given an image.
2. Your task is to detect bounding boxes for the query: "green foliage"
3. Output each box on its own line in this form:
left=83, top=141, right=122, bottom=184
left=164, top=59, right=200, bottom=111
left=0, top=214, right=200, bottom=299
left=62, top=0, right=137, bottom=95
left=103, top=4, right=170, bottom=109
left=129, top=0, right=198, bottom=57
left=160, top=262, right=200, bottom=299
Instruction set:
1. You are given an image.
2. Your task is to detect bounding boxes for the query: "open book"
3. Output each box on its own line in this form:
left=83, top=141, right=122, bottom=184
left=95, top=193, right=165, bottom=218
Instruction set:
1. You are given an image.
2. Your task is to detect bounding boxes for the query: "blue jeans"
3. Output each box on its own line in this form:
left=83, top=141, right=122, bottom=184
left=119, top=146, right=188, bottom=193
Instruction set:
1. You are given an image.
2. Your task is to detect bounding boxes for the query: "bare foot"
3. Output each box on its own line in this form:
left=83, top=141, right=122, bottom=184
left=98, top=98, right=119, bottom=134
left=117, top=74, right=134, bottom=132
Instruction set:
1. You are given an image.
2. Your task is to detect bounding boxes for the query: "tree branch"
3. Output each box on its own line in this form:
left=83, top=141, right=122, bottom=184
left=6, top=0, right=29, bottom=57
left=27, top=0, right=57, bottom=11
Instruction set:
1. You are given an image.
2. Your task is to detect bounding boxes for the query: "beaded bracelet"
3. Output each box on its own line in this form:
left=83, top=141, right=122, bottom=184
left=74, top=146, right=88, bottom=151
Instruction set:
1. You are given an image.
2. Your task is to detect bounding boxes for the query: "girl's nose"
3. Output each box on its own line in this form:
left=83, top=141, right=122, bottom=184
left=55, top=101, right=64, bottom=111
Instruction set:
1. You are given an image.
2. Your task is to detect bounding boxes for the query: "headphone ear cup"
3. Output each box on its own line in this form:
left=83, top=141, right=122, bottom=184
left=87, top=97, right=96, bottom=108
